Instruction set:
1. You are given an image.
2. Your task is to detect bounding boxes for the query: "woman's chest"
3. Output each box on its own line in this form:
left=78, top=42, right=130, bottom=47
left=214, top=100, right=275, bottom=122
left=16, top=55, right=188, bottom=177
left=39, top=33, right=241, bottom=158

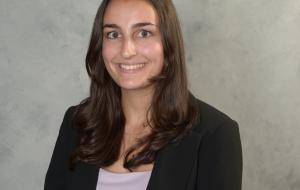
left=102, top=158, right=154, bottom=173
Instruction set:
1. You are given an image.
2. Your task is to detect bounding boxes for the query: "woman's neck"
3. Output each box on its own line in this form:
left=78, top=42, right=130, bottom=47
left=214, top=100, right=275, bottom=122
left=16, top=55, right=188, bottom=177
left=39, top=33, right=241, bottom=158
left=121, top=87, right=153, bottom=130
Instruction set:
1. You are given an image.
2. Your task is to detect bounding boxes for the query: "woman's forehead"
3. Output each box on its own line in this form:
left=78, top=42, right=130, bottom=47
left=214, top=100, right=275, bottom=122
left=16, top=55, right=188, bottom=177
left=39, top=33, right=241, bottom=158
left=103, top=0, right=159, bottom=26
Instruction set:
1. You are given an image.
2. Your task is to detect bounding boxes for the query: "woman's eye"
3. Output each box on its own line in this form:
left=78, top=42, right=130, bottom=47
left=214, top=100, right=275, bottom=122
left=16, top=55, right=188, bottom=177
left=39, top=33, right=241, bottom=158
left=106, top=31, right=120, bottom=39
left=138, top=30, right=152, bottom=38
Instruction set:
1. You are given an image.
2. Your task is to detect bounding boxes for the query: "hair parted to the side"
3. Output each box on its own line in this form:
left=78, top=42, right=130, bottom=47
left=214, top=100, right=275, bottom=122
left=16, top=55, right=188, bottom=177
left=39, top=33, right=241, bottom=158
left=69, top=0, right=198, bottom=172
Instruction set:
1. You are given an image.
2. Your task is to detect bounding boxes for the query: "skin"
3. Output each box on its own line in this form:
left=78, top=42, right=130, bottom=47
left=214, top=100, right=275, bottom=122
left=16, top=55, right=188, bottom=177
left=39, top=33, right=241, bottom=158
left=101, top=0, right=163, bottom=172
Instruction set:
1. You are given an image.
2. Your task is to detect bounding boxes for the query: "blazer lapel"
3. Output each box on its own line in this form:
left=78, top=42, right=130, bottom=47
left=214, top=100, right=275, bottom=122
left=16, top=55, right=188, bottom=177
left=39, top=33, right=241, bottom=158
left=68, top=162, right=99, bottom=190
left=147, top=131, right=203, bottom=190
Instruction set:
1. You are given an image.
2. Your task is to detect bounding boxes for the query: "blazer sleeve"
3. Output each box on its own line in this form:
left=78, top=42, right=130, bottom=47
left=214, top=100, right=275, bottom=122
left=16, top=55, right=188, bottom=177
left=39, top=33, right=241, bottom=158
left=44, top=106, right=75, bottom=190
left=196, top=120, right=243, bottom=190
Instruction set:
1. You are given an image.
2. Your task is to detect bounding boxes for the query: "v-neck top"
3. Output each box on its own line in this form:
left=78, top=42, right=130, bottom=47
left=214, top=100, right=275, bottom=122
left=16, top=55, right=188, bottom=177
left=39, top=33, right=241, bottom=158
left=96, top=168, right=152, bottom=190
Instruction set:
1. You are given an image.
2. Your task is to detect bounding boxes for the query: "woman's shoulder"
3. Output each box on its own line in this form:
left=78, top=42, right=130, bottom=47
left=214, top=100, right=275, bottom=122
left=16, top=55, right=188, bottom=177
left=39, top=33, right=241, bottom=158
left=61, top=105, right=77, bottom=126
left=57, top=105, right=79, bottom=138
left=189, top=93, right=239, bottom=135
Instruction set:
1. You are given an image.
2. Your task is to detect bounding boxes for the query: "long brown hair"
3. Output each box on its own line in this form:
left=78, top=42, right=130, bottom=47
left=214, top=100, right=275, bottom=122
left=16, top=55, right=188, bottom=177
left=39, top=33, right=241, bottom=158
left=69, top=0, right=198, bottom=172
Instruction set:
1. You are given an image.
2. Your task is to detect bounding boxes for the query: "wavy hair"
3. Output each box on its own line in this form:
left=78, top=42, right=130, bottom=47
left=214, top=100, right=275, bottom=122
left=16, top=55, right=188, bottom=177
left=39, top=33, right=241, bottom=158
left=69, top=0, right=198, bottom=172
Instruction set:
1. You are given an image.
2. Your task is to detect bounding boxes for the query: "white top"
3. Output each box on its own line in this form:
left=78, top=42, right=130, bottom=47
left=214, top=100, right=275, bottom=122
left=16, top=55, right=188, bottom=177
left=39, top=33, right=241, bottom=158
left=96, top=168, right=152, bottom=190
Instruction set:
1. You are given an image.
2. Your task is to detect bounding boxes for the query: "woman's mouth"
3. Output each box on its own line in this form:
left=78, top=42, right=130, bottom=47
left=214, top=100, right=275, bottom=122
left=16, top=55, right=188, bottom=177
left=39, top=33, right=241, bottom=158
left=119, top=63, right=146, bottom=71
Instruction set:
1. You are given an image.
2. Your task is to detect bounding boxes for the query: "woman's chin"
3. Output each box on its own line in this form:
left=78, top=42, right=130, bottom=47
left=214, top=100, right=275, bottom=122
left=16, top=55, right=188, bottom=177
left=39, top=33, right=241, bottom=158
left=119, top=82, right=154, bottom=93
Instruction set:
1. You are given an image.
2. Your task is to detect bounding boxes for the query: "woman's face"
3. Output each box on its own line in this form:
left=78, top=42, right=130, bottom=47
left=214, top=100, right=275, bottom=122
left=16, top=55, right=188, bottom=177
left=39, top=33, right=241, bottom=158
left=102, top=0, right=164, bottom=93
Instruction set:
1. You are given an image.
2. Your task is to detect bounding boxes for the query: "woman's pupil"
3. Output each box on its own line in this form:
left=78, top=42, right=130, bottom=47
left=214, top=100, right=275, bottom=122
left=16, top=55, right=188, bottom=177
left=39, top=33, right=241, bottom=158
left=113, top=32, right=118, bottom=38
left=142, top=31, right=147, bottom=37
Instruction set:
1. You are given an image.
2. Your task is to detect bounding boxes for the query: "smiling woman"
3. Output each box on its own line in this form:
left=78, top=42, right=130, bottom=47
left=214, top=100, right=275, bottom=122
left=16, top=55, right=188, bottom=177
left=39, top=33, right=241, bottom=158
left=44, top=0, right=243, bottom=190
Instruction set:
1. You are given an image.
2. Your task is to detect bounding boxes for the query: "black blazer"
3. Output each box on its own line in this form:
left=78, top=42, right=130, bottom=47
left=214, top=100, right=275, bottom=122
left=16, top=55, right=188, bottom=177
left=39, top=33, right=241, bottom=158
left=44, top=95, right=243, bottom=190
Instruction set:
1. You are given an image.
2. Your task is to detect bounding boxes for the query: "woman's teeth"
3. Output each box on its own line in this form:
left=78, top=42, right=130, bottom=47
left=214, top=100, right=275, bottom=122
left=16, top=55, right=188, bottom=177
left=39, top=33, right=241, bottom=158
left=119, top=63, right=145, bottom=70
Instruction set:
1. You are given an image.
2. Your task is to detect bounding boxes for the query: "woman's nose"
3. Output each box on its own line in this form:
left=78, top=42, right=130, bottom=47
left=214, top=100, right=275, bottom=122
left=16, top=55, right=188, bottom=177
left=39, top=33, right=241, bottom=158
left=121, top=38, right=137, bottom=59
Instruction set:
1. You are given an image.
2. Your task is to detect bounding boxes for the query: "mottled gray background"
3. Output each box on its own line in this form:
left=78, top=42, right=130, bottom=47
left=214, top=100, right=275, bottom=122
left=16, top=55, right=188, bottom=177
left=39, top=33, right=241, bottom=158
left=0, top=0, right=299, bottom=189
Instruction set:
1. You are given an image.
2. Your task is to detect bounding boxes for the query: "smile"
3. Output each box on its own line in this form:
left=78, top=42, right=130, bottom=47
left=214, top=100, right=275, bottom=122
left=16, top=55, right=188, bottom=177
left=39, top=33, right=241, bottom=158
left=119, top=63, right=145, bottom=71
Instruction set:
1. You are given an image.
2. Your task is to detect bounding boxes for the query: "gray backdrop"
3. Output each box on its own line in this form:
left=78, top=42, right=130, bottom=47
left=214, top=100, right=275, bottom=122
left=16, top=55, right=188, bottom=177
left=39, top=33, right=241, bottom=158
left=0, top=0, right=299, bottom=189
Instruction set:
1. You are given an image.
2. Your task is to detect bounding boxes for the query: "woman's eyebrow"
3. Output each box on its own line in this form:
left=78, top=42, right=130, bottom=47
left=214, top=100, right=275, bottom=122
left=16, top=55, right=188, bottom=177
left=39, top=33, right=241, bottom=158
left=132, top=22, right=157, bottom=28
left=103, top=22, right=157, bottom=29
left=103, top=23, right=119, bottom=29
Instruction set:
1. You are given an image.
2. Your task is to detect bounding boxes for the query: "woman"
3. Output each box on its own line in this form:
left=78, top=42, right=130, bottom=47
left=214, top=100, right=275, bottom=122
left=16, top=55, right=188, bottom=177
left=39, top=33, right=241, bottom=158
left=44, top=0, right=243, bottom=189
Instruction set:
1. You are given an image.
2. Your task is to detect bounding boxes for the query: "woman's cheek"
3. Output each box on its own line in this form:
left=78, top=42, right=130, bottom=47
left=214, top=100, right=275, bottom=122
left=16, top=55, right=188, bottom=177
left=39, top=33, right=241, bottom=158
left=102, top=41, right=119, bottom=60
left=139, top=40, right=163, bottom=57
